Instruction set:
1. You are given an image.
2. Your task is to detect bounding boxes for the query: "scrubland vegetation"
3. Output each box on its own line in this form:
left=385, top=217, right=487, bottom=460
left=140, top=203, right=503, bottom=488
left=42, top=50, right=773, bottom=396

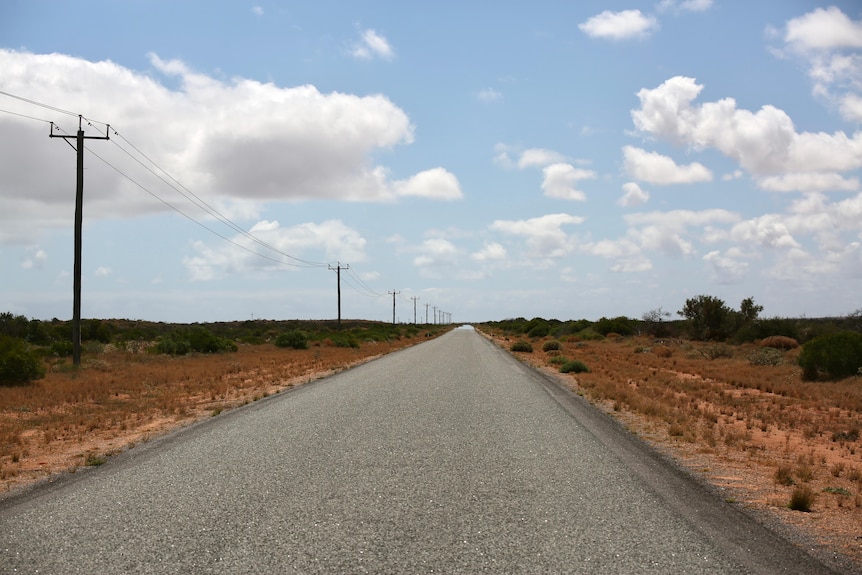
left=480, top=295, right=862, bottom=564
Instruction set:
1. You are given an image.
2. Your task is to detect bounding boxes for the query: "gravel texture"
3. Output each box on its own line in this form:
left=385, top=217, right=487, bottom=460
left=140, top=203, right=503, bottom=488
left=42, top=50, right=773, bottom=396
left=0, top=328, right=844, bottom=574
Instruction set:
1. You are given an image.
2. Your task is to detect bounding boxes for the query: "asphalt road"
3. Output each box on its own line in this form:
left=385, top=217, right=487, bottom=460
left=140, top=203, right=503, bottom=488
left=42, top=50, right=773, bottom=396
left=0, top=327, right=850, bottom=574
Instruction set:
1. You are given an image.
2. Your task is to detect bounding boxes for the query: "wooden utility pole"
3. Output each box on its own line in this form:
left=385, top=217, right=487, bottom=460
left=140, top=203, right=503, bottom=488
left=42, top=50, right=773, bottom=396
left=410, top=296, right=420, bottom=324
left=388, top=290, right=400, bottom=325
left=328, top=262, right=349, bottom=328
left=50, top=115, right=110, bottom=366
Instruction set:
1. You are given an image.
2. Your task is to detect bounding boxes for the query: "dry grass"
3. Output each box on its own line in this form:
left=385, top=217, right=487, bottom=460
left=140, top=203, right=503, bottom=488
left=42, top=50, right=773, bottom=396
left=483, top=330, right=862, bottom=566
left=0, top=336, right=425, bottom=491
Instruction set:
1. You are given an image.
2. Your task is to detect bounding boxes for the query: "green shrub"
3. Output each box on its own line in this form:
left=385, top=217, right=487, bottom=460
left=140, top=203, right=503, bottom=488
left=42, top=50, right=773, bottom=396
left=510, top=340, right=533, bottom=353
left=798, top=331, right=862, bottom=381
left=548, top=355, right=567, bottom=365
left=275, top=330, right=309, bottom=350
left=155, top=326, right=236, bottom=355
left=542, top=340, right=561, bottom=352
left=526, top=323, right=550, bottom=338
left=0, top=334, right=45, bottom=385
left=594, top=316, right=635, bottom=337
left=560, top=360, right=590, bottom=374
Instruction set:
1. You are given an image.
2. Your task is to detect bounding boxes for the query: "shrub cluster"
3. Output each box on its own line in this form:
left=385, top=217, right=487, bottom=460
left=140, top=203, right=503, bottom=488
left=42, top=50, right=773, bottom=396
left=560, top=359, right=590, bottom=374
left=155, top=326, right=237, bottom=355
left=0, top=334, right=45, bottom=385
left=510, top=340, right=533, bottom=353
left=798, top=331, right=862, bottom=381
left=274, top=330, right=308, bottom=350
left=542, top=340, right=561, bottom=352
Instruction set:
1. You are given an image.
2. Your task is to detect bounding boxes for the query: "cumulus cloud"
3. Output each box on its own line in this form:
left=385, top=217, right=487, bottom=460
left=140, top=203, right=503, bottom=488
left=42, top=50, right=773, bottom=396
left=351, top=29, right=395, bottom=60
left=730, top=215, right=800, bottom=249
left=703, top=250, right=748, bottom=284
left=412, top=238, right=459, bottom=268
left=183, top=219, right=366, bottom=281
left=624, top=209, right=739, bottom=257
left=491, top=213, right=584, bottom=260
left=631, top=75, right=862, bottom=191
left=777, top=7, right=862, bottom=123
left=618, top=182, right=650, bottom=207
left=518, top=148, right=567, bottom=169
left=622, top=145, right=712, bottom=185
left=0, top=50, right=460, bottom=245
left=471, top=242, right=507, bottom=262
left=394, top=168, right=463, bottom=201
left=579, top=10, right=659, bottom=40
left=541, top=163, right=595, bottom=201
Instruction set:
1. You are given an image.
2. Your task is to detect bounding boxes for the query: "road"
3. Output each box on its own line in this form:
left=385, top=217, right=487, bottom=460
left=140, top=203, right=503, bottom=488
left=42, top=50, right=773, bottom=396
left=0, top=327, right=849, bottom=574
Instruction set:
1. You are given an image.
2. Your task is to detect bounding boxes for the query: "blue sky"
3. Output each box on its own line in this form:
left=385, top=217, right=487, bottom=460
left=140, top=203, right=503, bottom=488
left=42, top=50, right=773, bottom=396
left=1, top=1, right=861, bottom=324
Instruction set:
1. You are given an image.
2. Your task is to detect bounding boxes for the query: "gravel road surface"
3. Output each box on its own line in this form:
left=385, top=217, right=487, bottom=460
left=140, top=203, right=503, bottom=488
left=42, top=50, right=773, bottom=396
left=0, top=327, right=849, bottom=574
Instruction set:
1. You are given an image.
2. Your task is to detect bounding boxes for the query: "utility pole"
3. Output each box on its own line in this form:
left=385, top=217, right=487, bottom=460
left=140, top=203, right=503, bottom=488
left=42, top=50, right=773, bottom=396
left=425, top=303, right=430, bottom=324
left=433, top=306, right=438, bottom=325
left=410, top=297, right=420, bottom=324
left=388, top=290, right=400, bottom=325
left=50, top=115, right=110, bottom=366
left=328, top=262, right=349, bottom=328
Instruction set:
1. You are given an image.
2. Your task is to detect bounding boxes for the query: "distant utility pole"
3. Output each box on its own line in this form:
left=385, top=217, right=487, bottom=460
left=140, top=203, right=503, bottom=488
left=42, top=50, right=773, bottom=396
left=328, top=262, right=349, bottom=328
left=388, top=290, right=401, bottom=325
left=410, top=297, right=420, bottom=324
left=425, top=303, right=430, bottom=324
left=433, top=306, right=438, bottom=325
left=50, top=115, right=110, bottom=366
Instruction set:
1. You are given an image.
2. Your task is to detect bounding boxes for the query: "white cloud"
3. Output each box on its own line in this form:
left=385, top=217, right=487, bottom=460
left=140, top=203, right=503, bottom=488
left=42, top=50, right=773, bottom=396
left=251, top=6, right=263, bottom=16
left=581, top=237, right=652, bottom=273
left=476, top=88, right=502, bottom=103
left=631, top=75, right=862, bottom=190
left=622, top=145, right=712, bottom=185
left=579, top=10, right=659, bottom=40
left=658, top=0, right=713, bottom=13
left=703, top=250, right=748, bottom=284
left=95, top=266, right=112, bottom=277
left=518, top=148, right=567, bottom=169
left=351, top=29, right=394, bottom=60
left=20, top=248, right=47, bottom=270
left=183, top=219, right=366, bottom=281
left=491, top=213, right=584, bottom=259
left=471, top=242, right=507, bottom=262
left=394, top=168, right=463, bottom=201
left=618, top=182, right=650, bottom=207
left=0, top=50, right=462, bottom=245
left=757, top=172, right=859, bottom=193
left=413, top=238, right=459, bottom=268
left=731, top=215, right=800, bottom=249
left=624, top=208, right=739, bottom=257
left=541, top=163, right=595, bottom=201
left=784, top=7, right=862, bottom=51
left=779, top=7, right=862, bottom=123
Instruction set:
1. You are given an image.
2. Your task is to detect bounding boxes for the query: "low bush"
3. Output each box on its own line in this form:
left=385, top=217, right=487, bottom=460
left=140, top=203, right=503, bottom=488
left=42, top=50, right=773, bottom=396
left=510, top=340, right=533, bottom=353
left=0, top=334, right=45, bottom=385
left=155, top=326, right=237, bottom=355
left=275, top=330, right=309, bottom=350
left=542, top=340, right=561, bottom=352
left=748, top=347, right=785, bottom=366
left=560, top=359, right=590, bottom=374
left=760, top=336, right=799, bottom=350
left=788, top=485, right=815, bottom=512
left=798, top=331, right=862, bottom=380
